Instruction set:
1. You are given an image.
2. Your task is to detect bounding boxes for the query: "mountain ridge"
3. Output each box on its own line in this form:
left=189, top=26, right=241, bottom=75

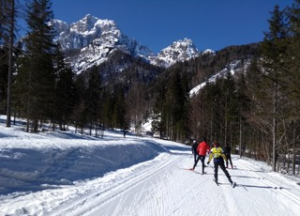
left=50, top=14, right=209, bottom=73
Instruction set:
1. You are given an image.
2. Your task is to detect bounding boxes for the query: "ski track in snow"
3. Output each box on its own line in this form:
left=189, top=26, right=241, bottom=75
left=46, top=153, right=300, bottom=216
left=226, top=159, right=300, bottom=216
left=237, top=160, right=300, bottom=204
left=0, top=124, right=300, bottom=216
left=1, top=117, right=300, bottom=216
left=47, top=153, right=178, bottom=216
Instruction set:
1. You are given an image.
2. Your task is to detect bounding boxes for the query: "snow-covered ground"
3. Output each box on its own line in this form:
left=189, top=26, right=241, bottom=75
left=0, top=116, right=300, bottom=216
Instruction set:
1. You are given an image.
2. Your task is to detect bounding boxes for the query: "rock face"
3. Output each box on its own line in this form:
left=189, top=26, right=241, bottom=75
left=50, top=14, right=204, bottom=73
left=50, top=14, right=153, bottom=73
left=150, top=38, right=200, bottom=68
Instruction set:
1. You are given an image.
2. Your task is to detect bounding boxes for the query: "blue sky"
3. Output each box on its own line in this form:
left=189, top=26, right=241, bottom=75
left=51, top=0, right=294, bottom=53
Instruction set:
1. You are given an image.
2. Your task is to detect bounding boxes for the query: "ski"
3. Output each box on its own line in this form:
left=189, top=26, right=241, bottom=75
left=180, top=168, right=204, bottom=174
left=180, top=168, right=194, bottom=171
left=231, top=182, right=237, bottom=188
left=213, top=180, right=236, bottom=188
left=226, top=166, right=237, bottom=169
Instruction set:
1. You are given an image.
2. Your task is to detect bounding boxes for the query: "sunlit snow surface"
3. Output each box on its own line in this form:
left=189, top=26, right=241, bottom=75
left=0, top=116, right=299, bottom=216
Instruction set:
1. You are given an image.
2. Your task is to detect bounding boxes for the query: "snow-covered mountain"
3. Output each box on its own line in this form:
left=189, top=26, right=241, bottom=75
left=50, top=14, right=154, bottom=73
left=50, top=15, right=204, bottom=73
left=189, top=59, right=251, bottom=97
left=149, top=38, right=200, bottom=68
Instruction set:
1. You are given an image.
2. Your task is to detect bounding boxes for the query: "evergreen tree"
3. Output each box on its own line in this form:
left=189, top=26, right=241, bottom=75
left=73, top=74, right=87, bottom=134
left=285, top=0, right=300, bottom=175
left=219, top=71, right=239, bottom=144
left=259, top=5, right=289, bottom=170
left=85, top=66, right=102, bottom=135
left=0, top=0, right=16, bottom=126
left=53, top=44, right=76, bottom=130
left=101, top=82, right=128, bottom=131
left=102, top=88, right=113, bottom=129
left=17, top=0, right=56, bottom=132
left=235, top=72, right=251, bottom=157
left=190, top=80, right=213, bottom=141
left=244, top=57, right=270, bottom=160
left=286, top=0, right=300, bottom=118
left=165, top=69, right=190, bottom=141
left=113, top=83, right=128, bottom=131
left=200, top=72, right=238, bottom=143
left=0, top=48, right=8, bottom=111
left=0, top=0, right=10, bottom=45
left=6, top=0, right=15, bottom=127
left=152, top=78, right=167, bottom=139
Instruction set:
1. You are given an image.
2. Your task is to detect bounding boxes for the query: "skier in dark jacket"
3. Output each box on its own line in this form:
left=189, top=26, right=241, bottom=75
left=191, top=140, right=198, bottom=164
left=223, top=144, right=233, bottom=168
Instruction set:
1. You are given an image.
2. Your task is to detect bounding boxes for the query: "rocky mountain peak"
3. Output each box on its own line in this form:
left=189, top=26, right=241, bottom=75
left=70, top=14, right=98, bottom=32
left=70, top=14, right=118, bottom=35
left=150, top=38, right=200, bottom=68
left=50, top=15, right=154, bottom=73
left=50, top=15, right=206, bottom=73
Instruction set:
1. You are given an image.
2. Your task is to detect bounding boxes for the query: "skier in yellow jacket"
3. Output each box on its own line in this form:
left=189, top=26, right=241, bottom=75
left=207, top=141, right=234, bottom=186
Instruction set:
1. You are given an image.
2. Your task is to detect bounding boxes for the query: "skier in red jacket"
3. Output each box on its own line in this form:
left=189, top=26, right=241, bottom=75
left=191, top=137, right=210, bottom=174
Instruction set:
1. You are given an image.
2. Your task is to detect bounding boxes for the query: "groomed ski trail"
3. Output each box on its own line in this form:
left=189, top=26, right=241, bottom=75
left=48, top=152, right=300, bottom=216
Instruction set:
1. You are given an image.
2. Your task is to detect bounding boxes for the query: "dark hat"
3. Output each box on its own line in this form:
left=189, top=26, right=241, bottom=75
left=213, top=141, right=219, bottom=147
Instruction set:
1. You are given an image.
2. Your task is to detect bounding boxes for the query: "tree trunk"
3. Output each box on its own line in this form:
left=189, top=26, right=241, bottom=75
left=239, top=115, right=243, bottom=158
left=272, top=83, right=277, bottom=172
left=6, top=0, right=15, bottom=127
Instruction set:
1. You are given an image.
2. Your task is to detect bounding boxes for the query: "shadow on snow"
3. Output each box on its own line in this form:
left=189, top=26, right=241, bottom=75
left=0, top=140, right=169, bottom=195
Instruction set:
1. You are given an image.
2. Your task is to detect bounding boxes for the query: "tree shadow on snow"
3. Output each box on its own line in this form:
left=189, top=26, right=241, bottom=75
left=232, top=167, right=269, bottom=174
left=230, top=175, right=259, bottom=179
left=149, top=141, right=191, bottom=156
left=236, top=184, right=287, bottom=190
left=217, top=182, right=287, bottom=190
left=0, top=143, right=167, bottom=196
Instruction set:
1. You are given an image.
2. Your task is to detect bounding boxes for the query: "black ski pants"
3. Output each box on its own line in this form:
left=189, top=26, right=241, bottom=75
left=213, top=158, right=232, bottom=183
left=193, top=155, right=206, bottom=173
left=193, top=152, right=197, bottom=164
left=225, top=153, right=233, bottom=167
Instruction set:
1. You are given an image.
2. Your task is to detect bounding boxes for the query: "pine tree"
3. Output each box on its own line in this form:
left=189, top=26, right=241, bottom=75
left=190, top=80, right=212, bottom=141
left=259, top=5, right=289, bottom=171
left=113, top=83, right=128, bottom=131
left=85, top=66, right=102, bottom=135
left=53, top=44, right=76, bottom=130
left=285, top=0, right=300, bottom=175
left=152, top=78, right=167, bottom=139
left=286, top=0, right=300, bottom=117
left=17, top=0, right=56, bottom=132
left=0, top=0, right=16, bottom=127
left=6, top=0, right=15, bottom=127
left=165, top=69, right=190, bottom=141
left=235, top=72, right=251, bottom=157
left=73, top=74, right=87, bottom=134
left=219, top=71, right=239, bottom=145
left=0, top=48, right=8, bottom=112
